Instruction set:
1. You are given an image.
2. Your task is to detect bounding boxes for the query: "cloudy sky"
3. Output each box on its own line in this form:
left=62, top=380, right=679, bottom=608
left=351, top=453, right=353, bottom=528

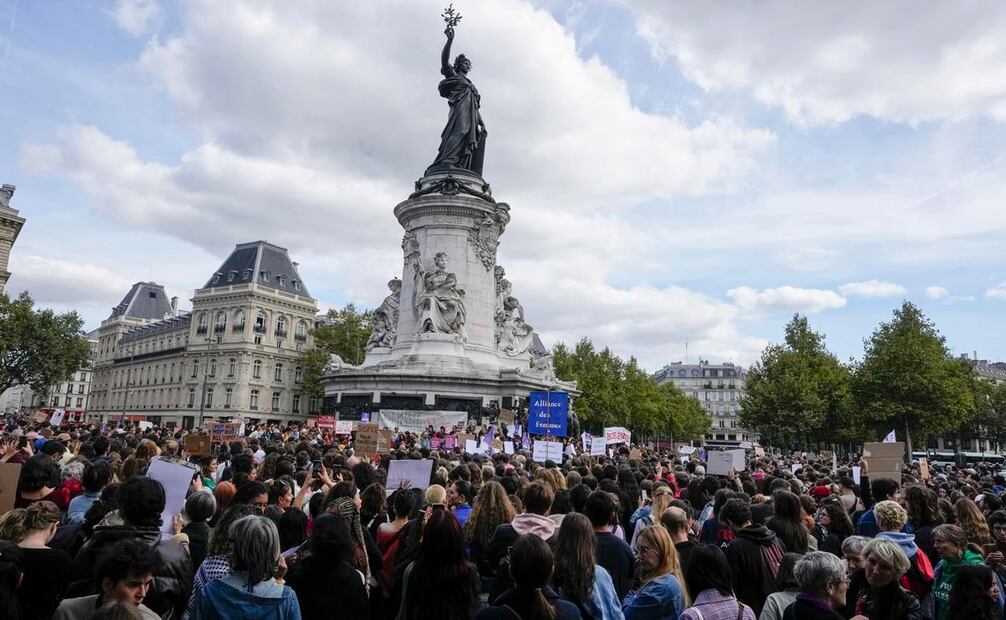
left=4, top=0, right=1006, bottom=370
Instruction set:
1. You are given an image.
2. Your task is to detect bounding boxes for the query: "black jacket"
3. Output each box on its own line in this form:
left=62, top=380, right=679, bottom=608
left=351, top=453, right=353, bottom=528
left=286, top=555, right=369, bottom=620
left=782, top=597, right=844, bottom=620
left=67, top=524, right=192, bottom=620
left=478, top=586, right=582, bottom=620
left=845, top=571, right=923, bottom=620
left=182, top=521, right=211, bottom=575
left=725, top=525, right=786, bottom=615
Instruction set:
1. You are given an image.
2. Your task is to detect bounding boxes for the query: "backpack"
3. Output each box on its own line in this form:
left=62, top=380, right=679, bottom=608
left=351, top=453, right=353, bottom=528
left=901, top=549, right=934, bottom=600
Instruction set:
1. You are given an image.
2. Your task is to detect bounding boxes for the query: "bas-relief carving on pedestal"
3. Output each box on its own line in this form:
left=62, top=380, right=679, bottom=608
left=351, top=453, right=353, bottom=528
left=413, top=252, right=467, bottom=340
left=366, top=278, right=402, bottom=351
left=402, top=231, right=420, bottom=265
left=494, top=266, right=535, bottom=357
left=468, top=212, right=504, bottom=271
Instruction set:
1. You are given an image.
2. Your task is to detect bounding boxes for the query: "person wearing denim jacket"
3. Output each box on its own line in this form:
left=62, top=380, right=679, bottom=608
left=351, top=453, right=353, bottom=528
left=622, top=526, right=686, bottom=620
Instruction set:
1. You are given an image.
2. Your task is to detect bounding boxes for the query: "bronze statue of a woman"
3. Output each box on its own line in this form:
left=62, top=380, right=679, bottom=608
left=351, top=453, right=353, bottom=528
left=426, top=23, right=488, bottom=176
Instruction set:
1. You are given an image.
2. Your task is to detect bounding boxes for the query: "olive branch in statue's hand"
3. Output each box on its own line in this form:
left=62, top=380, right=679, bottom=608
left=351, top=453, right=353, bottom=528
left=442, top=4, right=462, bottom=29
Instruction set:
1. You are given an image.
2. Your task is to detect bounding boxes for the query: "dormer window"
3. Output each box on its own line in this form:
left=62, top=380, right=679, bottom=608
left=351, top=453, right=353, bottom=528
left=261, top=271, right=270, bottom=283
left=227, top=271, right=236, bottom=282
left=211, top=273, right=222, bottom=284
left=293, top=280, right=300, bottom=291
left=277, top=276, right=286, bottom=287
left=242, top=269, right=252, bottom=281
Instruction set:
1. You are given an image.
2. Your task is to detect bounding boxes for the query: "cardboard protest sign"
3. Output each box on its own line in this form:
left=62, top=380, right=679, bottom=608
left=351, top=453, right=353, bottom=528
left=210, top=423, right=239, bottom=443
left=305, top=418, right=316, bottom=428
left=863, top=441, right=905, bottom=482
left=491, top=439, right=504, bottom=453
left=355, top=423, right=380, bottom=457
left=754, top=446, right=765, bottom=457
left=378, top=429, right=394, bottom=453
left=186, top=435, right=211, bottom=456
left=604, top=427, right=631, bottom=445
left=498, top=409, right=516, bottom=426
left=919, top=457, right=931, bottom=480
left=32, top=410, right=49, bottom=423
left=147, top=459, right=196, bottom=536
left=386, top=459, right=434, bottom=495
left=629, top=448, right=642, bottom=460
left=0, top=463, right=21, bottom=516
left=532, top=440, right=563, bottom=463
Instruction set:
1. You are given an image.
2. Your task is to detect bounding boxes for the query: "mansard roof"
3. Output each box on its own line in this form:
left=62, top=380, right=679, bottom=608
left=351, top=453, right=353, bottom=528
left=203, top=241, right=312, bottom=299
left=108, top=282, right=174, bottom=320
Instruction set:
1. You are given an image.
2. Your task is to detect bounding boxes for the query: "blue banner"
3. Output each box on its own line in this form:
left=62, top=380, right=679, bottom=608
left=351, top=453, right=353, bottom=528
left=528, top=391, right=569, bottom=437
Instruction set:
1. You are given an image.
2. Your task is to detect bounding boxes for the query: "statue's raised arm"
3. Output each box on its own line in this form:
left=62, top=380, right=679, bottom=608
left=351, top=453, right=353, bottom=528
left=441, top=27, right=456, bottom=77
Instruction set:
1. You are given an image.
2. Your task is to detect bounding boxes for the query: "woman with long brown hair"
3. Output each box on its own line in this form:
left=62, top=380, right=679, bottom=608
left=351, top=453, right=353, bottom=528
left=463, top=480, right=515, bottom=594
left=553, top=512, right=623, bottom=619
left=954, top=498, right=992, bottom=546
left=623, top=525, right=688, bottom=619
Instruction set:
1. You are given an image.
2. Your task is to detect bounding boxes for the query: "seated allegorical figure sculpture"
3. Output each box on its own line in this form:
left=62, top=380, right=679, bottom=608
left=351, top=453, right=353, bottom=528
left=366, top=278, right=402, bottom=350
left=413, top=252, right=467, bottom=339
left=495, top=279, right=534, bottom=356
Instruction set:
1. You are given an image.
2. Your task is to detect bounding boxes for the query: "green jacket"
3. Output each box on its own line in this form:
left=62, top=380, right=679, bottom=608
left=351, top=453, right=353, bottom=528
left=933, top=549, right=984, bottom=620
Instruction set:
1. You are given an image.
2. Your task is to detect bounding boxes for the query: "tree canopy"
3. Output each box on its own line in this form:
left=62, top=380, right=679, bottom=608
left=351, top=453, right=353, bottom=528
left=0, top=292, right=91, bottom=395
left=298, top=304, right=374, bottom=399
left=851, top=301, right=973, bottom=453
left=739, top=314, right=852, bottom=445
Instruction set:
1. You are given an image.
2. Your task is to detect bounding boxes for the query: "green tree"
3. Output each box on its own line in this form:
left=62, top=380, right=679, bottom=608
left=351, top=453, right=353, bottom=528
left=739, top=314, right=852, bottom=446
left=0, top=292, right=90, bottom=395
left=851, top=302, right=973, bottom=454
left=297, top=304, right=374, bottom=399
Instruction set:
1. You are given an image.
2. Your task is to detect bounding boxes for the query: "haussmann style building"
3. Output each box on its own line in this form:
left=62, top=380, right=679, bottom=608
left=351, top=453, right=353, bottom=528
left=654, top=360, right=754, bottom=449
left=88, top=241, right=317, bottom=427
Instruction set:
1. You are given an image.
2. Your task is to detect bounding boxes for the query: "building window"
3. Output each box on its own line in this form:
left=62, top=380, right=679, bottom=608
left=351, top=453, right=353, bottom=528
left=277, top=275, right=286, bottom=287
left=64, top=396, right=72, bottom=406
left=79, top=372, right=86, bottom=382
left=224, top=388, right=233, bottom=408
left=261, top=271, right=270, bottom=283
left=197, top=313, right=208, bottom=334
left=243, top=268, right=252, bottom=280
left=295, top=322, right=307, bottom=342
left=187, top=389, right=196, bottom=408
left=276, top=316, right=287, bottom=338
left=214, top=312, right=227, bottom=333
left=292, top=393, right=300, bottom=413
left=233, top=310, right=245, bottom=331
left=295, top=365, right=302, bottom=383
left=78, top=384, right=84, bottom=394
left=227, top=271, right=235, bottom=282
left=254, top=313, right=267, bottom=334
left=209, top=358, right=217, bottom=377
left=250, top=390, right=259, bottom=410
left=169, top=363, right=175, bottom=382
left=293, top=280, right=301, bottom=292
left=211, top=274, right=221, bottom=284
left=253, top=360, right=262, bottom=379
left=192, top=360, right=199, bottom=378
left=271, top=392, right=280, bottom=412
left=274, top=363, right=283, bottom=382
left=228, top=358, right=236, bottom=377
left=205, top=388, right=214, bottom=409
left=76, top=397, right=83, bottom=408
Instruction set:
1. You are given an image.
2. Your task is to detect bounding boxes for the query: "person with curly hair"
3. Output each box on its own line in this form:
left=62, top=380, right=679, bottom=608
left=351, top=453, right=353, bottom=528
left=947, top=564, right=1000, bottom=620
left=1, top=501, right=71, bottom=618
left=955, top=498, right=992, bottom=547
left=462, top=480, right=515, bottom=596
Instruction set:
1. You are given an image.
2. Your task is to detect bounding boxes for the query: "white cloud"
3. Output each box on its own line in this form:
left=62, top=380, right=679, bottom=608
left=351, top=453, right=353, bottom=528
left=621, top=1, right=1006, bottom=125
left=726, top=286, right=846, bottom=315
left=108, top=0, right=162, bottom=37
left=838, top=280, right=906, bottom=298
left=6, top=256, right=132, bottom=306
left=925, top=286, right=950, bottom=300
left=987, top=283, right=1006, bottom=300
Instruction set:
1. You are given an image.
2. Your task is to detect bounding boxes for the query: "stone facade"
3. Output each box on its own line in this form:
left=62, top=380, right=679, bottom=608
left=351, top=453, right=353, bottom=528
left=654, top=361, right=753, bottom=448
left=88, top=242, right=317, bottom=427
left=0, top=184, right=26, bottom=295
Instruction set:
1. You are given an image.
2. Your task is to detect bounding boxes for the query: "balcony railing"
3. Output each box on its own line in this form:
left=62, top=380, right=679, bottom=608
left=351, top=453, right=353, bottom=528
left=294, top=333, right=307, bottom=342
left=214, top=325, right=226, bottom=333
left=196, top=326, right=208, bottom=334
left=253, top=325, right=267, bottom=334
left=275, top=329, right=288, bottom=338
left=232, top=323, right=245, bottom=332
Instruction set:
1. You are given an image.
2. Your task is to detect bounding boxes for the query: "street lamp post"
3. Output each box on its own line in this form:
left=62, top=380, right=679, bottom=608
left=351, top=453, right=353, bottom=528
left=120, top=345, right=135, bottom=426
left=196, top=337, right=215, bottom=430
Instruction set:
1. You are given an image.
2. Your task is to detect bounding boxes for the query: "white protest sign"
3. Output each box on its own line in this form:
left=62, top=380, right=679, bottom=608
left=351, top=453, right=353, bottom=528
left=147, top=459, right=197, bottom=536
left=138, top=420, right=153, bottom=431
left=49, top=409, right=65, bottom=426
left=604, top=427, right=632, bottom=445
left=334, top=420, right=355, bottom=435
left=464, top=439, right=483, bottom=455
left=707, top=450, right=745, bottom=476
left=791, top=463, right=803, bottom=474
left=385, top=459, right=434, bottom=496
left=590, top=435, right=606, bottom=456
left=504, top=441, right=516, bottom=455
left=852, top=466, right=862, bottom=486
left=533, top=440, right=563, bottom=463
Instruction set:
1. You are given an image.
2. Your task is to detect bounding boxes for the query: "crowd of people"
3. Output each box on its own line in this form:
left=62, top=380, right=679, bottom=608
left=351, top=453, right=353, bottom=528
left=0, top=416, right=1005, bottom=620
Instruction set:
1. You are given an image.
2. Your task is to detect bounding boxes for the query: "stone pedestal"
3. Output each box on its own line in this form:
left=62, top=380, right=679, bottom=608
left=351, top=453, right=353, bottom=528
left=322, top=168, right=577, bottom=415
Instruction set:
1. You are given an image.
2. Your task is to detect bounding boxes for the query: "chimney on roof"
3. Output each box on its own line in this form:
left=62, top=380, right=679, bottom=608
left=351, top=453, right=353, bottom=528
left=170, top=296, right=179, bottom=315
